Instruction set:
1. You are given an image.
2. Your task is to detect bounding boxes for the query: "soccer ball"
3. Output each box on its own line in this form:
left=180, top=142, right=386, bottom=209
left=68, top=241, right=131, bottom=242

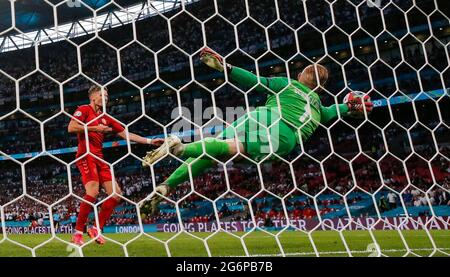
left=343, top=91, right=371, bottom=119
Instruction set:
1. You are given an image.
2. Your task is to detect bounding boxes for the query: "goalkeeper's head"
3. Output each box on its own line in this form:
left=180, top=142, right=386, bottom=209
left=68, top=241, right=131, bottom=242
left=298, top=64, right=329, bottom=92
left=88, top=85, right=109, bottom=107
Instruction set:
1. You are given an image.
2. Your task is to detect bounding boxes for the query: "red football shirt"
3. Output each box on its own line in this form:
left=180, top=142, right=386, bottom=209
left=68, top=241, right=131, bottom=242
left=72, top=105, right=125, bottom=158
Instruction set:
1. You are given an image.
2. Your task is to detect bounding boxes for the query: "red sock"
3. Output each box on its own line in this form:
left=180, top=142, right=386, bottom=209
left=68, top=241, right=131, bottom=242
left=75, top=195, right=97, bottom=233
left=98, top=198, right=119, bottom=230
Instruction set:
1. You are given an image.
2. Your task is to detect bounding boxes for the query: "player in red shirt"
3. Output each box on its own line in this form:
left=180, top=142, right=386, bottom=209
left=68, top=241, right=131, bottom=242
left=68, top=85, right=163, bottom=245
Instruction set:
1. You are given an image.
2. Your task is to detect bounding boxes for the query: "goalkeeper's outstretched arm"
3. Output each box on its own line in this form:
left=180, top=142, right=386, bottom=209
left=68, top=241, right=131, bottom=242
left=200, top=47, right=287, bottom=93
left=228, top=66, right=288, bottom=94
left=320, top=92, right=374, bottom=123
left=320, top=104, right=349, bottom=124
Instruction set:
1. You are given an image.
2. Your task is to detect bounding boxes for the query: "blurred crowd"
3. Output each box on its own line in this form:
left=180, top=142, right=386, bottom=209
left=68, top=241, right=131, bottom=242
left=0, top=0, right=447, bottom=156
left=1, top=145, right=449, bottom=226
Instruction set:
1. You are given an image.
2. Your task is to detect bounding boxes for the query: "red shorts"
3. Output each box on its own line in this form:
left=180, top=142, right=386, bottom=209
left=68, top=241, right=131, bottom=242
left=76, top=155, right=112, bottom=185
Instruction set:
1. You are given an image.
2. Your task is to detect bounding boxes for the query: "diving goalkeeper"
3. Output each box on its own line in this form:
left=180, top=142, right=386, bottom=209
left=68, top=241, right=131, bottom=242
left=140, top=47, right=373, bottom=216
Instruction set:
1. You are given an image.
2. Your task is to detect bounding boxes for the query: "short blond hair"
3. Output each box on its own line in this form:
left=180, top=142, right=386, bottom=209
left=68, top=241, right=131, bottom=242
left=88, top=85, right=107, bottom=97
left=298, top=64, right=329, bottom=90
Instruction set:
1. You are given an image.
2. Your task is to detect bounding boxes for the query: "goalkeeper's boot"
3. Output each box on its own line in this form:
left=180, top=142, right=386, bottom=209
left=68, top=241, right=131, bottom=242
left=142, top=135, right=182, bottom=167
left=88, top=227, right=105, bottom=245
left=71, top=233, right=85, bottom=246
left=140, top=184, right=171, bottom=217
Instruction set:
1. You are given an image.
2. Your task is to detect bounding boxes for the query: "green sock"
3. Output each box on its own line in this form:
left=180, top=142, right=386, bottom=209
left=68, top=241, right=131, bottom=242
left=165, top=158, right=216, bottom=188
left=179, top=138, right=231, bottom=159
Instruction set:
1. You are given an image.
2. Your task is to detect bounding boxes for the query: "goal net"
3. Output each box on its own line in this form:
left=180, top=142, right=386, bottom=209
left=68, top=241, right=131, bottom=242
left=0, top=0, right=449, bottom=257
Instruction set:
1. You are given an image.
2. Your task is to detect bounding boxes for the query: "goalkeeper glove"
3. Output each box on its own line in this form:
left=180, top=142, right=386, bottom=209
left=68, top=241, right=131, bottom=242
left=343, top=91, right=373, bottom=118
left=200, top=47, right=229, bottom=72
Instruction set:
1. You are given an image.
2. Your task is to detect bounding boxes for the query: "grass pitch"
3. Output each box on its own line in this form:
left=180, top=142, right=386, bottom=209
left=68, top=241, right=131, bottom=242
left=0, top=230, right=449, bottom=257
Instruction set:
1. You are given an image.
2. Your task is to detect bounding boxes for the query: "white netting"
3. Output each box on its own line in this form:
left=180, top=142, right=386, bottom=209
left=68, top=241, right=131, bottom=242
left=0, top=0, right=449, bottom=257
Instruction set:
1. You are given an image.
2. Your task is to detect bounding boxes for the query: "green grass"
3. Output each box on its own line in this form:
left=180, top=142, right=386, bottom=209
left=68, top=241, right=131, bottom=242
left=0, top=230, right=449, bottom=257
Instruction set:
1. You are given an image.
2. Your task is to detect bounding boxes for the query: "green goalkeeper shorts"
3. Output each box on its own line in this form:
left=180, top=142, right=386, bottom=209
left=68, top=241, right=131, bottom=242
left=217, top=107, right=297, bottom=162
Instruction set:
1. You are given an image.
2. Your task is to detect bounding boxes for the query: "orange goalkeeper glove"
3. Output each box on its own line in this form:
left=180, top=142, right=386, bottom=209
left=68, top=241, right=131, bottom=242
left=200, top=47, right=228, bottom=72
left=343, top=91, right=374, bottom=118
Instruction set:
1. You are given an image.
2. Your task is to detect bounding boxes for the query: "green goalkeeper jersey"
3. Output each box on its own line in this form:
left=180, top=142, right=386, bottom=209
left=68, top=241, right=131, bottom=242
left=229, top=66, right=349, bottom=143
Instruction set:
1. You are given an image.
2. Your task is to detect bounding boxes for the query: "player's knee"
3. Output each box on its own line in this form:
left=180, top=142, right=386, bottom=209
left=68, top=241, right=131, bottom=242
left=113, top=187, right=123, bottom=199
left=87, top=190, right=99, bottom=198
left=109, top=182, right=123, bottom=199
left=85, top=182, right=100, bottom=198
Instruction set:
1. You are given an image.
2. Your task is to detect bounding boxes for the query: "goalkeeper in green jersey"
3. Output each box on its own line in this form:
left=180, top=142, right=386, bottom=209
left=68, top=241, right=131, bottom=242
left=139, top=48, right=373, bottom=216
